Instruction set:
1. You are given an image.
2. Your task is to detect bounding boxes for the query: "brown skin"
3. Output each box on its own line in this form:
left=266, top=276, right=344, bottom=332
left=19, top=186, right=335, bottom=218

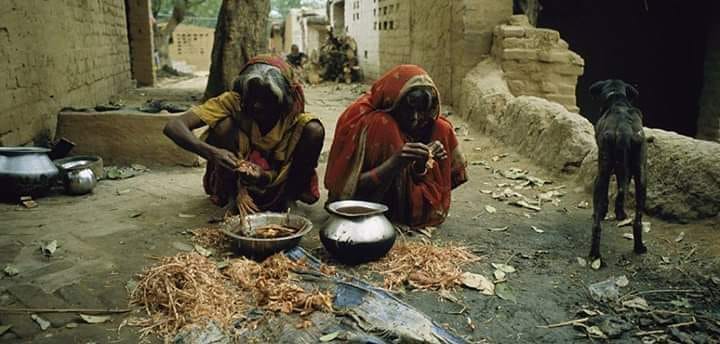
left=354, top=86, right=447, bottom=198
left=163, top=110, right=270, bottom=186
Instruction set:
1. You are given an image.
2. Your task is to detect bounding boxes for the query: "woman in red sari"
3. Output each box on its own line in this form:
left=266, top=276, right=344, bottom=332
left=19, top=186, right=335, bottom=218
left=325, top=65, right=467, bottom=228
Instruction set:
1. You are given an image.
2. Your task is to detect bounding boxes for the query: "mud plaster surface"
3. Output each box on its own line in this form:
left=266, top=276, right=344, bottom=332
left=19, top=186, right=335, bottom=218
left=0, top=79, right=718, bottom=343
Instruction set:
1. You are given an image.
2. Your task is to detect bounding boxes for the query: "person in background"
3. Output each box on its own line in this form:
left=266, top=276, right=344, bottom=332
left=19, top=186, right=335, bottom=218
left=286, top=44, right=308, bottom=68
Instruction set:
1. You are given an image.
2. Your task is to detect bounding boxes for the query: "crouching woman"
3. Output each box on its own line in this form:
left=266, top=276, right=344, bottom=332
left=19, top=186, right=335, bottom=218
left=324, top=65, right=467, bottom=228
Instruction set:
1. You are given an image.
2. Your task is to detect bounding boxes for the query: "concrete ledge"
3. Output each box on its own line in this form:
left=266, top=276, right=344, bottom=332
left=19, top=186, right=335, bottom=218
left=56, top=110, right=200, bottom=167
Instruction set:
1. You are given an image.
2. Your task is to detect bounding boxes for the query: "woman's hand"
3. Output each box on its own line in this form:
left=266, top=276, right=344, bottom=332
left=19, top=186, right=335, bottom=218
left=398, top=142, right=431, bottom=164
left=209, top=148, right=238, bottom=170
left=428, top=140, right=448, bottom=160
left=236, top=160, right=269, bottom=186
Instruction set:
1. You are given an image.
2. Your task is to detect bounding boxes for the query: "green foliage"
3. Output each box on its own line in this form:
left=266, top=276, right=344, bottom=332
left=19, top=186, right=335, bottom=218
left=272, top=0, right=325, bottom=17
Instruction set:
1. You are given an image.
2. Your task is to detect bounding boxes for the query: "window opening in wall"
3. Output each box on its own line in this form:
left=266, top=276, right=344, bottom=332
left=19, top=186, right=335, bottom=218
left=383, top=6, right=387, bottom=15
left=373, top=9, right=376, bottom=16
left=364, top=50, right=368, bottom=59
left=389, top=21, right=394, bottom=30
left=373, top=22, right=377, bottom=30
left=383, top=21, right=388, bottom=30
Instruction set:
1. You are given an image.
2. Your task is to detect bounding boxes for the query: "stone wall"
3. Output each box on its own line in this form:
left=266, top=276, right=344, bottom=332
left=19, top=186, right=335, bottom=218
left=0, top=0, right=132, bottom=146
left=697, top=19, right=720, bottom=143
left=491, top=15, right=584, bottom=112
left=126, top=0, right=155, bottom=87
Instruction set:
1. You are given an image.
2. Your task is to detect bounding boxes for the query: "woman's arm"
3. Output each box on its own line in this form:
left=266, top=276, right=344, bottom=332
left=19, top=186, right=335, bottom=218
left=163, top=111, right=238, bottom=169
left=354, top=142, right=430, bottom=199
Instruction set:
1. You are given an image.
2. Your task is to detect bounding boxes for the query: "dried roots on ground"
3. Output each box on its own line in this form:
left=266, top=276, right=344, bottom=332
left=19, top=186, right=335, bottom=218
left=129, top=253, right=245, bottom=338
left=130, top=253, right=334, bottom=339
left=191, top=227, right=232, bottom=251
left=370, top=242, right=481, bottom=290
left=225, top=255, right=333, bottom=315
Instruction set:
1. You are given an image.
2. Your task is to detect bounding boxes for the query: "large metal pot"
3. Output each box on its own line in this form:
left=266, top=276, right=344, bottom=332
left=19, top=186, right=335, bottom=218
left=0, top=147, right=59, bottom=198
left=321, top=200, right=396, bottom=264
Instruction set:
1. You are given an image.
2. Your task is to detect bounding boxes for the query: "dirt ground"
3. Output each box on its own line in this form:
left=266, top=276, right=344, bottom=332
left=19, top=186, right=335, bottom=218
left=1, top=78, right=718, bottom=344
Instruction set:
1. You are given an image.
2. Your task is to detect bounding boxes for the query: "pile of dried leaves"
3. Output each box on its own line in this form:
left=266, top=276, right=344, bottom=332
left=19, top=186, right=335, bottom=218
left=129, top=253, right=245, bottom=338
left=370, top=242, right=481, bottom=290
left=130, top=253, right=334, bottom=339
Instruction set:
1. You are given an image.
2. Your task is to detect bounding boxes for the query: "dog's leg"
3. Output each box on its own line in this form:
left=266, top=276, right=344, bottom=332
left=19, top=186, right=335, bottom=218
left=590, top=157, right=612, bottom=260
left=632, top=145, right=648, bottom=254
left=614, top=167, right=629, bottom=221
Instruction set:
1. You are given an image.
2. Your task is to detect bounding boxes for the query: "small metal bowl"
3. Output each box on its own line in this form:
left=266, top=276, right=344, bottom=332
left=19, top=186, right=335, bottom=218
left=54, top=155, right=104, bottom=179
left=222, top=213, right=313, bottom=260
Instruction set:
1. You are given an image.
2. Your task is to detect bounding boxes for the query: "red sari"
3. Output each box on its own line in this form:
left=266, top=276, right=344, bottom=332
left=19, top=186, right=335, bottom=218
left=324, top=65, right=467, bottom=227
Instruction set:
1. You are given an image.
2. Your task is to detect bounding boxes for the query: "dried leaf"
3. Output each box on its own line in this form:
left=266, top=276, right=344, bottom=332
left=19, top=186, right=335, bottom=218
left=116, top=189, right=130, bottom=195
left=577, top=201, right=590, bottom=209
left=578, top=309, right=599, bottom=316
left=80, top=314, right=111, bottom=324
left=193, top=244, right=212, bottom=257
left=586, top=325, right=607, bottom=338
left=460, top=272, right=494, bottom=295
left=21, top=198, right=38, bottom=208
left=480, top=189, right=492, bottom=194
left=485, top=205, right=497, bottom=214
left=40, top=240, right=58, bottom=257
left=172, top=242, right=194, bottom=252
left=622, top=297, right=649, bottom=311
left=3, top=264, right=19, bottom=276
left=509, top=200, right=541, bottom=212
left=491, top=263, right=516, bottom=273
left=615, top=275, right=629, bottom=287
left=439, top=289, right=459, bottom=303
left=493, top=269, right=506, bottom=281
left=0, top=324, right=12, bottom=336
left=66, top=322, right=78, bottom=329
left=622, top=233, right=634, bottom=240
left=642, top=222, right=651, bottom=233
left=711, top=276, right=720, bottom=285
left=319, top=331, right=341, bottom=342
left=675, top=232, right=685, bottom=243
left=129, top=211, right=144, bottom=218
left=494, top=283, right=516, bottom=302
left=178, top=213, right=196, bottom=218
left=523, top=213, right=532, bottom=219
left=488, top=226, right=508, bottom=232
left=591, top=259, right=601, bottom=270
left=661, top=256, right=671, bottom=264
left=670, top=298, right=691, bottom=309
left=531, top=225, right=544, bottom=233
left=31, top=314, right=50, bottom=330
left=617, top=218, right=633, bottom=227
left=576, top=257, right=587, bottom=267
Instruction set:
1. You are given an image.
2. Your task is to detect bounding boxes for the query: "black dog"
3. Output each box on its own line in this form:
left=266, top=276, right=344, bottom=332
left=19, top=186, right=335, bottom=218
left=589, top=79, right=647, bottom=260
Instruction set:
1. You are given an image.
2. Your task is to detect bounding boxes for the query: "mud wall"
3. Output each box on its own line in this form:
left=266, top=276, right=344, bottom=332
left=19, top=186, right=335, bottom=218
left=459, top=54, right=720, bottom=221
left=0, top=0, right=132, bottom=146
left=491, top=15, right=584, bottom=112
left=697, top=19, right=720, bottom=143
left=347, top=0, right=511, bottom=105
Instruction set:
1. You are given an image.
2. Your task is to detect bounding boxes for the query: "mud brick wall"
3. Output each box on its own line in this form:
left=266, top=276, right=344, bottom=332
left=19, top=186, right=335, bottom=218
left=491, top=15, right=584, bottom=112
left=697, top=19, right=720, bottom=143
left=347, top=0, right=511, bottom=106
left=0, top=0, right=132, bottom=146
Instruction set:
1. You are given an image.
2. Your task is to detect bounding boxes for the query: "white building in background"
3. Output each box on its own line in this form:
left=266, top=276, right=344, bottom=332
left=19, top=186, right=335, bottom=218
left=283, top=8, right=329, bottom=56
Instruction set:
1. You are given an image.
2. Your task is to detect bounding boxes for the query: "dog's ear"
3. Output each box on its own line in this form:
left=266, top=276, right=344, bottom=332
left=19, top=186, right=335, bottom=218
left=626, top=84, right=639, bottom=100
left=589, top=80, right=606, bottom=98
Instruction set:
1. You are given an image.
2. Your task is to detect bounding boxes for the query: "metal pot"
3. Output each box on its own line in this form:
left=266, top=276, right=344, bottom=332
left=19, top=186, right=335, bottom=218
left=62, top=165, right=97, bottom=195
left=222, top=213, right=313, bottom=260
left=0, top=147, right=59, bottom=198
left=321, top=200, right=396, bottom=264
